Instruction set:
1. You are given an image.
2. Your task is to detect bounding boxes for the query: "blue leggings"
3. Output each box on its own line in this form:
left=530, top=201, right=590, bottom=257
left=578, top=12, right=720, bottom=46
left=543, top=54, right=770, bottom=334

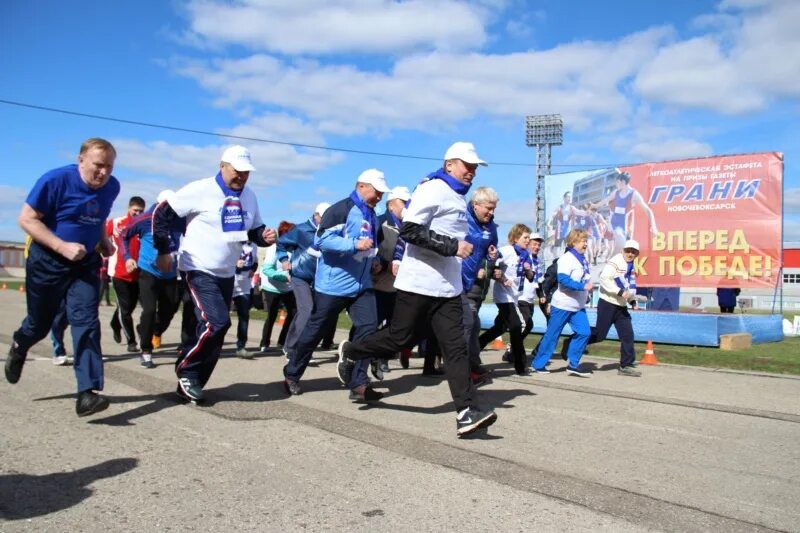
left=531, top=306, right=590, bottom=370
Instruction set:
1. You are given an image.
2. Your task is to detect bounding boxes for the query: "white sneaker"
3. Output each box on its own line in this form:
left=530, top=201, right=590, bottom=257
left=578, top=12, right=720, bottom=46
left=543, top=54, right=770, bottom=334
left=236, top=347, right=253, bottom=359
left=52, top=355, right=69, bottom=366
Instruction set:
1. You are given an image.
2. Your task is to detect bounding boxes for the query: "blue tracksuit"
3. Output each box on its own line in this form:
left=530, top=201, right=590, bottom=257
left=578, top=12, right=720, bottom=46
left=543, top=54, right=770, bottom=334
left=276, top=217, right=320, bottom=283
left=284, top=192, right=379, bottom=389
left=460, top=203, right=498, bottom=292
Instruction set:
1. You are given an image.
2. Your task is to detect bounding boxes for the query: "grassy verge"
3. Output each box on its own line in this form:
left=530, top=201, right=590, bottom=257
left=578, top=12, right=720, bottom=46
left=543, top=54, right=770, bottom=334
left=569, top=336, right=800, bottom=375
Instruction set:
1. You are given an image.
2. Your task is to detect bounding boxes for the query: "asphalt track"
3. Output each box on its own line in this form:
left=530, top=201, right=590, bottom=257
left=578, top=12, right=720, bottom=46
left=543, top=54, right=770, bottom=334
left=1, top=289, right=798, bottom=532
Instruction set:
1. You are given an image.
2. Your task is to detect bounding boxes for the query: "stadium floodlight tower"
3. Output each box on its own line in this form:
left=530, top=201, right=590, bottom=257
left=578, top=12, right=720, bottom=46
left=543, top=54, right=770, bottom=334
left=525, top=114, right=563, bottom=235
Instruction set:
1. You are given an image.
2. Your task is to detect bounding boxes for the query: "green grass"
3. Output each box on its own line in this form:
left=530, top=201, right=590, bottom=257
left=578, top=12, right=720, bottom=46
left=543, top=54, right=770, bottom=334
left=568, top=336, right=800, bottom=375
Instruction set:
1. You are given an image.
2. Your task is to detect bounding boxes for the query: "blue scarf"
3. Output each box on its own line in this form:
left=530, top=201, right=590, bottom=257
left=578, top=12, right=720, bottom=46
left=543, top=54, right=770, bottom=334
left=387, top=210, right=401, bottom=229
left=567, top=247, right=590, bottom=282
left=349, top=190, right=378, bottom=243
left=215, top=172, right=245, bottom=234
left=625, top=260, right=637, bottom=291
left=427, top=167, right=471, bottom=196
left=513, top=244, right=532, bottom=292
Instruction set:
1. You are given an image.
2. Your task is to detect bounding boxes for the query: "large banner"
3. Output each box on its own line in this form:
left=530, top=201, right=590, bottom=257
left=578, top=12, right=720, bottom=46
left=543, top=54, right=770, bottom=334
left=543, top=152, right=783, bottom=288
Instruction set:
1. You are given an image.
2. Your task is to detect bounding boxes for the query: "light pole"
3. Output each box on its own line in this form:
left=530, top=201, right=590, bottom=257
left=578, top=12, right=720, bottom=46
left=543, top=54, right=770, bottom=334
left=525, top=114, right=563, bottom=235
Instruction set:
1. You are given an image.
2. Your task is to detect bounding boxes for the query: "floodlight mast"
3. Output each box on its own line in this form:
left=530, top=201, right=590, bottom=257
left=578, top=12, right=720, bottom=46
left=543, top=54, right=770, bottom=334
left=525, top=114, right=563, bottom=235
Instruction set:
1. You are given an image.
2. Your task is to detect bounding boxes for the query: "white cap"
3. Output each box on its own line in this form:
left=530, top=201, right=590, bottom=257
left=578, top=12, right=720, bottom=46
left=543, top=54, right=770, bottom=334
left=157, top=189, right=174, bottom=204
left=387, top=186, right=411, bottom=202
left=444, top=141, right=487, bottom=166
left=357, top=168, right=391, bottom=193
left=530, top=232, right=544, bottom=242
left=221, top=145, right=256, bottom=172
left=624, top=239, right=640, bottom=251
left=314, top=202, right=331, bottom=216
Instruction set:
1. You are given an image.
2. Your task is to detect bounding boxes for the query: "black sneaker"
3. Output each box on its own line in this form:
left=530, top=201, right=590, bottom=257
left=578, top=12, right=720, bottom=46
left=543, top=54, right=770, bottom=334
left=112, top=327, right=122, bottom=344
left=127, top=342, right=139, bottom=353
left=456, top=406, right=498, bottom=437
left=336, top=341, right=354, bottom=385
left=471, top=365, right=489, bottom=376
left=139, top=352, right=156, bottom=369
left=379, top=359, right=390, bottom=374
left=370, top=359, right=384, bottom=381
left=422, top=367, right=445, bottom=377
left=75, top=391, right=110, bottom=417
left=349, top=385, right=383, bottom=403
left=566, top=365, right=592, bottom=378
left=177, top=377, right=204, bottom=403
left=284, top=379, right=302, bottom=396
left=5, top=341, right=27, bottom=384
left=501, top=349, right=512, bottom=363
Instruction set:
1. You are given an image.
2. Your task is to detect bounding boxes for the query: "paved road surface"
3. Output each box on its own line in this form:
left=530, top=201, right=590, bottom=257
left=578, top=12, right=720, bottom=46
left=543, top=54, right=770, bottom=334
left=1, top=290, right=798, bottom=532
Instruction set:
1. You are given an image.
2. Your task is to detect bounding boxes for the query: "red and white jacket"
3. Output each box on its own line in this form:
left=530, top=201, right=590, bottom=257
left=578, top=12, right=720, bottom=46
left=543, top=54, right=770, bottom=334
left=106, top=214, right=140, bottom=282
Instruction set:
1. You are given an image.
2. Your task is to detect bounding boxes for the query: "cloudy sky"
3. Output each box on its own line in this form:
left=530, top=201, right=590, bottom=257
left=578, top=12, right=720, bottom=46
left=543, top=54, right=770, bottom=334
left=0, top=0, right=798, bottom=242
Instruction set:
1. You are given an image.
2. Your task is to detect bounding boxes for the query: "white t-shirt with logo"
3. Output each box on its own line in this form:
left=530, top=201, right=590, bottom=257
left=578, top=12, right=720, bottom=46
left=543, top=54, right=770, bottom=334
left=170, top=176, right=263, bottom=278
left=394, top=179, right=467, bottom=298
left=493, top=244, right=523, bottom=304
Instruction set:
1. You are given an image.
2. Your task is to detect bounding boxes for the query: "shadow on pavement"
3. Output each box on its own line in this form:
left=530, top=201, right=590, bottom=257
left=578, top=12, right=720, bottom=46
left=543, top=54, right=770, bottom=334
left=88, top=392, right=182, bottom=426
left=359, top=381, right=536, bottom=415
left=202, top=380, right=297, bottom=405
left=0, top=458, right=138, bottom=520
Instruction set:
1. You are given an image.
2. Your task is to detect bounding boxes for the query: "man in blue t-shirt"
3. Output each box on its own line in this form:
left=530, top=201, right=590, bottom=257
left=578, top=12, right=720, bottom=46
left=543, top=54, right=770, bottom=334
left=5, top=138, right=120, bottom=418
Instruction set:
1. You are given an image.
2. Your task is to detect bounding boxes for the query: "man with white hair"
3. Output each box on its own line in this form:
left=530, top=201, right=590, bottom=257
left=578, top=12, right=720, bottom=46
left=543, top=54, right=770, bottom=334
left=337, top=142, right=498, bottom=437
left=283, top=169, right=390, bottom=403
left=121, top=190, right=185, bottom=368
left=276, top=201, right=331, bottom=356
left=152, top=145, right=277, bottom=403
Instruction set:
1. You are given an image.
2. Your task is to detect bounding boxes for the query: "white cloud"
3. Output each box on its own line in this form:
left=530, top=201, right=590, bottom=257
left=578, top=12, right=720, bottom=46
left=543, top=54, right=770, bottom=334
left=182, top=0, right=488, bottom=55
left=784, top=217, right=800, bottom=243
left=111, top=113, right=344, bottom=190
left=174, top=26, right=672, bottom=136
left=634, top=0, right=800, bottom=113
left=0, top=185, right=28, bottom=242
left=628, top=138, right=714, bottom=162
left=494, top=197, right=536, bottom=229
left=784, top=187, right=800, bottom=215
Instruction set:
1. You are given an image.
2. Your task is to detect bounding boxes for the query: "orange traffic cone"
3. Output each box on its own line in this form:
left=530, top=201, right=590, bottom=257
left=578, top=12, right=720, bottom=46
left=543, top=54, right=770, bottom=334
left=490, top=336, right=506, bottom=350
left=640, top=340, right=659, bottom=365
left=18, top=285, right=25, bottom=293
left=277, top=310, right=286, bottom=326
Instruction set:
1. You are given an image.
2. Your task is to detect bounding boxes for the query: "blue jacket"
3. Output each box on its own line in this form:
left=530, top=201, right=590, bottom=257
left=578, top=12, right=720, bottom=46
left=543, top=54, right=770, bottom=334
left=314, top=193, right=378, bottom=297
left=461, top=203, right=498, bottom=292
left=122, top=203, right=185, bottom=280
left=276, top=217, right=319, bottom=283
